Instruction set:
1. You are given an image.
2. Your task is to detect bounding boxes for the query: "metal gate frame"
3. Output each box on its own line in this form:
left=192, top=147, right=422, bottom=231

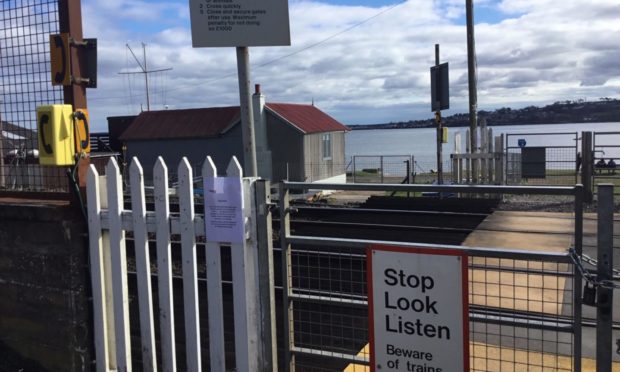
left=279, top=182, right=585, bottom=372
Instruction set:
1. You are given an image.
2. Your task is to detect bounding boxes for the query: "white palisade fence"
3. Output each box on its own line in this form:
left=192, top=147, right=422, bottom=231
left=87, top=155, right=272, bottom=372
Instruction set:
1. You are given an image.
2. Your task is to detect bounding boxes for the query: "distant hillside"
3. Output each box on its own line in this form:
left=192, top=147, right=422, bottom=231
left=351, top=98, right=620, bottom=130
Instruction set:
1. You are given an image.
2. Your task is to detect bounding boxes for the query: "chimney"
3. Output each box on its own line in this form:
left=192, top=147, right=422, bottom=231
left=252, top=84, right=266, bottom=151
left=252, top=84, right=272, bottom=179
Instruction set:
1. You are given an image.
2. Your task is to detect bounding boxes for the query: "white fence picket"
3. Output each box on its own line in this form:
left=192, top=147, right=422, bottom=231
left=153, top=158, right=177, bottom=372
left=129, top=159, right=158, bottom=371
left=88, top=155, right=269, bottom=372
left=202, top=156, right=226, bottom=372
left=227, top=157, right=260, bottom=372
left=87, top=166, right=110, bottom=372
left=178, top=158, right=202, bottom=371
left=106, top=158, right=132, bottom=371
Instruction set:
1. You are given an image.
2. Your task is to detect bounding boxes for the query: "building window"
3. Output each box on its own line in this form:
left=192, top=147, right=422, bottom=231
left=322, top=133, right=332, bottom=159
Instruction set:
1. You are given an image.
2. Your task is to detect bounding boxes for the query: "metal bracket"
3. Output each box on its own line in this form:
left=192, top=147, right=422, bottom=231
left=69, top=37, right=95, bottom=48
left=71, top=76, right=91, bottom=85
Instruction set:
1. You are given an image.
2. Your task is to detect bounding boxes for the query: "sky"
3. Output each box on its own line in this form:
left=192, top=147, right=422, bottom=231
left=80, top=0, right=620, bottom=131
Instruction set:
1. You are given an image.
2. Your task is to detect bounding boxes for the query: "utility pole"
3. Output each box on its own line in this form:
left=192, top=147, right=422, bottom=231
left=236, top=46, right=258, bottom=177
left=466, top=0, right=478, bottom=181
left=119, top=43, right=172, bottom=111
left=435, top=44, right=443, bottom=185
left=58, top=0, right=89, bottom=189
left=0, top=103, right=4, bottom=188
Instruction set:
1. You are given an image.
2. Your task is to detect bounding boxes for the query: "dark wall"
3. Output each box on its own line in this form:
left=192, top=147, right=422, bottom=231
left=124, top=124, right=244, bottom=180
left=266, top=112, right=303, bottom=182
left=106, top=115, right=136, bottom=153
left=0, top=202, right=91, bottom=372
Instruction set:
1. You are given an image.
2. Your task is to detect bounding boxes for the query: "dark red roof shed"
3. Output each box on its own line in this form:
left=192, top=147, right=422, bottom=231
left=265, top=103, right=350, bottom=134
left=119, top=107, right=240, bottom=141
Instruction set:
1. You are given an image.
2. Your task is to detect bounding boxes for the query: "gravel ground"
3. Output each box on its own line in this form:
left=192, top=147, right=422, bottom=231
left=497, top=194, right=620, bottom=213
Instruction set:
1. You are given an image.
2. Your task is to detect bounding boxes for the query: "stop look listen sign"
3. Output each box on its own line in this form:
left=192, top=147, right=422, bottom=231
left=367, top=245, right=469, bottom=371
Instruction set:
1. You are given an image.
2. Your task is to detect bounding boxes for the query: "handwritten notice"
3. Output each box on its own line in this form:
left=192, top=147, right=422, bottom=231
left=204, top=177, right=244, bottom=244
left=189, top=0, right=290, bottom=47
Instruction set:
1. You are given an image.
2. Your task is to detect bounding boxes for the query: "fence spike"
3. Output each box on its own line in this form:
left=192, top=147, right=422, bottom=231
left=227, top=156, right=243, bottom=177
left=203, top=156, right=217, bottom=178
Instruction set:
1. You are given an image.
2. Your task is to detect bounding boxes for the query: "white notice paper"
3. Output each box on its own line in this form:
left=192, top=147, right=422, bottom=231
left=189, top=0, right=291, bottom=47
left=204, top=177, right=244, bottom=244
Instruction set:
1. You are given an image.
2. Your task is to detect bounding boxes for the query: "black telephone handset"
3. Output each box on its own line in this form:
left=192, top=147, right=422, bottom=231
left=74, top=111, right=90, bottom=150
left=39, top=114, right=53, bottom=154
left=53, top=35, right=67, bottom=84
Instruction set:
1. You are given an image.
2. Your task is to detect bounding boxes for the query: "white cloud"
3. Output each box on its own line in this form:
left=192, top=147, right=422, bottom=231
left=81, top=0, right=620, bottom=130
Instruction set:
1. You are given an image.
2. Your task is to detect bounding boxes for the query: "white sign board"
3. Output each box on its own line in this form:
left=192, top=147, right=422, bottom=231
left=204, top=177, right=245, bottom=243
left=189, top=0, right=291, bottom=47
left=368, top=245, right=469, bottom=372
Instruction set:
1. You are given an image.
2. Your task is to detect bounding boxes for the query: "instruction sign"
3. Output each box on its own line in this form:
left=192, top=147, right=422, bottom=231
left=189, top=0, right=291, bottom=47
left=204, top=177, right=245, bottom=243
left=368, top=245, right=469, bottom=371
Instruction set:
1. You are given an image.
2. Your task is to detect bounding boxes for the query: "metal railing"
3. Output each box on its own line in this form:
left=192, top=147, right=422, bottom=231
left=505, top=132, right=579, bottom=186
left=278, top=182, right=584, bottom=372
left=593, top=131, right=620, bottom=195
left=349, top=155, right=414, bottom=184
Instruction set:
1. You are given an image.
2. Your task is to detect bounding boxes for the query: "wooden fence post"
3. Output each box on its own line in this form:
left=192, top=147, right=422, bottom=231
left=153, top=158, right=177, bottom=372
left=106, top=158, right=132, bottom=371
left=495, top=135, right=504, bottom=185
left=255, top=179, right=278, bottom=371
left=228, top=157, right=261, bottom=372
left=202, top=156, right=226, bottom=372
left=87, top=165, right=111, bottom=372
left=129, top=159, right=157, bottom=371
left=178, top=158, right=202, bottom=371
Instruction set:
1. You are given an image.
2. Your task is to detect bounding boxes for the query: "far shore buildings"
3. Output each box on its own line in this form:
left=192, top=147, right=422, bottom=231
left=111, top=86, right=350, bottom=183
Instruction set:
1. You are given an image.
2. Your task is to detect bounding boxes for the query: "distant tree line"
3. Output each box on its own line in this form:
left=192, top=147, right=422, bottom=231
left=351, top=98, right=620, bottom=130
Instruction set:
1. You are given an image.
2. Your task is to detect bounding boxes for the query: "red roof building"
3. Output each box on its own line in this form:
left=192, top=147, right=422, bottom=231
left=117, top=90, right=349, bottom=182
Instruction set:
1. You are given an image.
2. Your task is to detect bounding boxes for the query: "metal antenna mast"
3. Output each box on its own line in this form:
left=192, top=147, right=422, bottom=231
left=119, top=43, right=172, bottom=111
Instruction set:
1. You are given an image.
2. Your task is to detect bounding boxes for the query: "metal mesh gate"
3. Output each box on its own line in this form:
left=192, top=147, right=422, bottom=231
left=0, top=0, right=66, bottom=192
left=278, top=183, right=583, bottom=372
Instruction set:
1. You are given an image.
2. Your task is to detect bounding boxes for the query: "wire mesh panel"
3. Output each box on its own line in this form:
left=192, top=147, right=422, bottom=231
left=469, top=256, right=575, bottom=372
left=289, top=245, right=369, bottom=371
left=0, top=0, right=66, bottom=192
left=593, top=131, right=620, bottom=195
left=282, top=243, right=576, bottom=372
left=350, top=155, right=413, bottom=184
left=505, top=133, right=578, bottom=187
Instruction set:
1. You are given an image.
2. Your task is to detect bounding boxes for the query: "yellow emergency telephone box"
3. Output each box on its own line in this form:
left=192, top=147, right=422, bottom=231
left=37, top=104, right=75, bottom=166
left=442, top=127, right=448, bottom=144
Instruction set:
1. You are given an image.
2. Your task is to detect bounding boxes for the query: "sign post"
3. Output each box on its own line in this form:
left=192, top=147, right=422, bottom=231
left=368, top=245, right=469, bottom=371
left=189, top=0, right=291, bottom=177
left=430, top=44, right=449, bottom=185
